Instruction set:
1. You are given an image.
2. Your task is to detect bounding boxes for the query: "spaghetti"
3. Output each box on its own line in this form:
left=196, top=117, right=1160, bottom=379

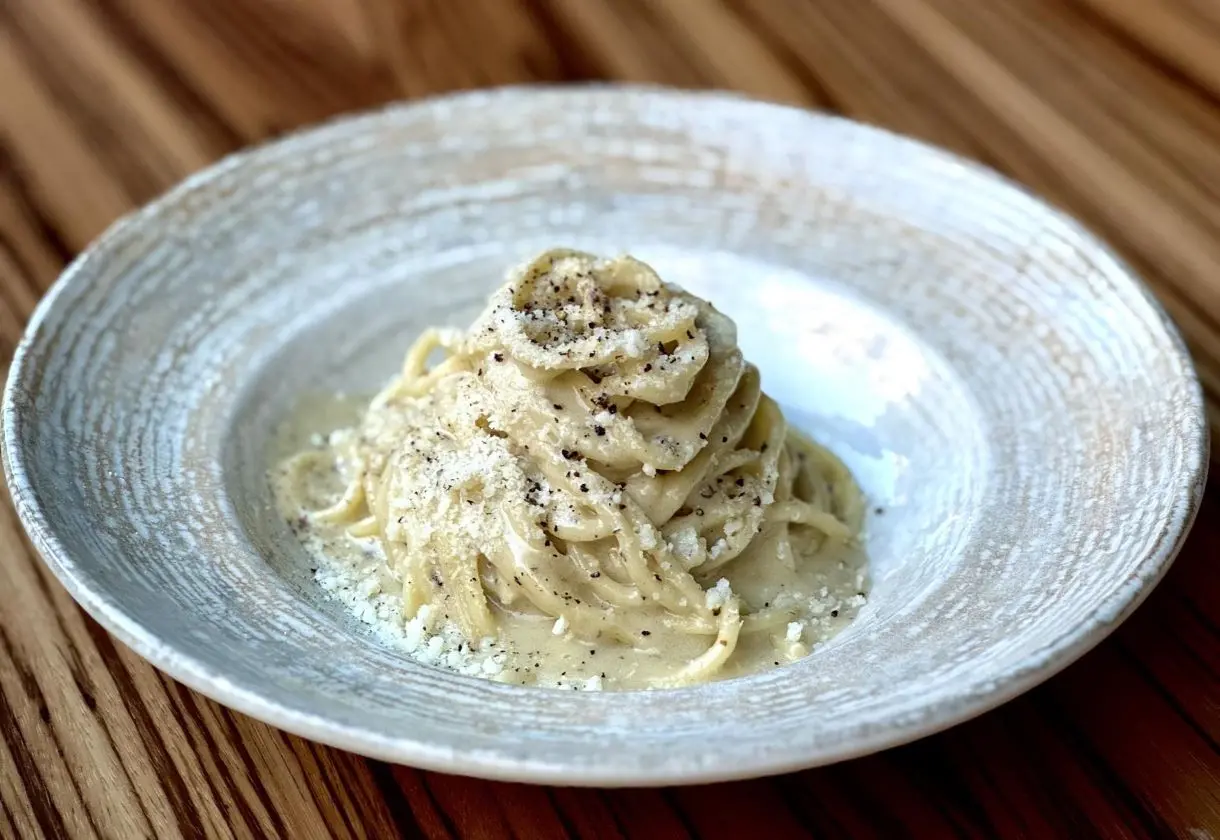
left=279, top=250, right=867, bottom=688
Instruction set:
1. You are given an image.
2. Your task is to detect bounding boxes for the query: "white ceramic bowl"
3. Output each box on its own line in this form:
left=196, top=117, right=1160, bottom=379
left=2, top=87, right=1207, bottom=785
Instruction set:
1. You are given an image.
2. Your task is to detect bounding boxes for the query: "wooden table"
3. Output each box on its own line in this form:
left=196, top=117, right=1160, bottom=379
left=1, top=1, right=1217, bottom=837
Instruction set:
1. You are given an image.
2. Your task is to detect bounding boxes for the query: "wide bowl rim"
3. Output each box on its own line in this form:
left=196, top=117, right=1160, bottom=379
left=2, top=84, right=1209, bottom=786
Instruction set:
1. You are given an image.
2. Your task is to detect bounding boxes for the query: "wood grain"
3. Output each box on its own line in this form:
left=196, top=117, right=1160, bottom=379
left=0, top=0, right=1217, bottom=837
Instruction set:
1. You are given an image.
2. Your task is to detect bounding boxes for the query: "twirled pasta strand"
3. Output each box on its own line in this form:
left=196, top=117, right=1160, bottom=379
left=284, top=249, right=863, bottom=686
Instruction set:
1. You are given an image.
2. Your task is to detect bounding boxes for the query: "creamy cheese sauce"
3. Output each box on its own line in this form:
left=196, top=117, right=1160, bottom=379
left=270, top=250, right=869, bottom=690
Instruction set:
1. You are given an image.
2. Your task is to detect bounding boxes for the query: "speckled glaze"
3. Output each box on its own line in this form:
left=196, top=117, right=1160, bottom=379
left=2, top=86, right=1207, bottom=786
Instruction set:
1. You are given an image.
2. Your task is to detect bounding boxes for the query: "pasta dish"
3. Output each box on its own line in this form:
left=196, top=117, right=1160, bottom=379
left=275, top=249, right=867, bottom=689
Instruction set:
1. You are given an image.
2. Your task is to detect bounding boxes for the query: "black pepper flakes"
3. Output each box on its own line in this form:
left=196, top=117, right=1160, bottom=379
left=643, top=363, right=652, bottom=372
left=493, top=352, right=504, bottom=362
left=735, top=478, right=745, bottom=487
left=698, top=432, right=707, bottom=441
left=641, top=630, right=651, bottom=636
left=594, top=425, right=606, bottom=437
left=553, top=403, right=563, bottom=410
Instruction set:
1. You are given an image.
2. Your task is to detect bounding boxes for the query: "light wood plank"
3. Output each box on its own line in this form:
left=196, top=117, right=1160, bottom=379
left=0, top=26, right=134, bottom=251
